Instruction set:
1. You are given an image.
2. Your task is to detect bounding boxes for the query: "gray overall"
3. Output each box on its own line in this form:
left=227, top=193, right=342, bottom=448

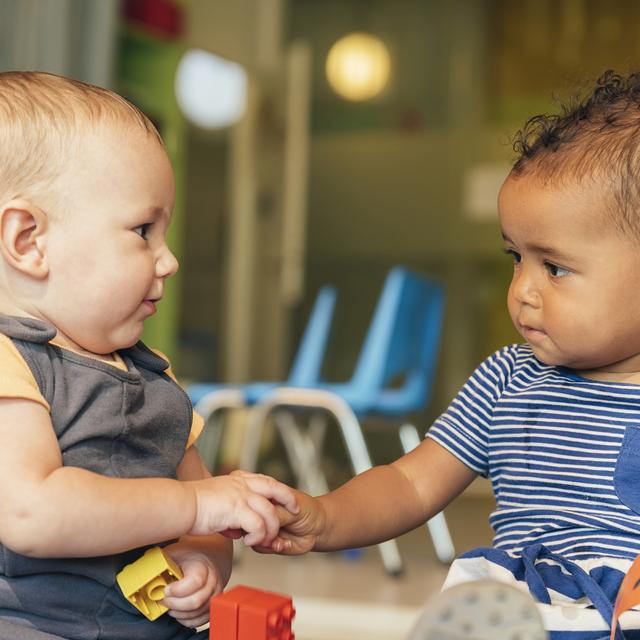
left=0, top=316, right=208, bottom=640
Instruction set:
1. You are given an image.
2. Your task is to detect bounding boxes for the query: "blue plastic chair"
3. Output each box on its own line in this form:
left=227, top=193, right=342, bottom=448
left=187, top=285, right=337, bottom=469
left=240, top=266, right=453, bottom=575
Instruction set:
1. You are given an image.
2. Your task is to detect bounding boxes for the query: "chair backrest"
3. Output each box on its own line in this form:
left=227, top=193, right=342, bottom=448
left=349, top=267, right=445, bottom=415
left=287, top=285, right=337, bottom=386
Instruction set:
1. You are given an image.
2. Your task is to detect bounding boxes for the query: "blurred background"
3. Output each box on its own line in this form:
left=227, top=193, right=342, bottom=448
left=2, top=1, right=639, bottom=637
left=4, top=0, right=637, bottom=417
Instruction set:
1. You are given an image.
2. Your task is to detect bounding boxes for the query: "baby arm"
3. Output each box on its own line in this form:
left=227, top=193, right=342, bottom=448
left=273, top=438, right=477, bottom=554
left=0, top=398, right=297, bottom=558
left=160, top=446, right=232, bottom=628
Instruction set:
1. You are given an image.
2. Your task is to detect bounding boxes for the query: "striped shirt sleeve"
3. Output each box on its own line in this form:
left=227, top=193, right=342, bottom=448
left=427, top=345, right=519, bottom=477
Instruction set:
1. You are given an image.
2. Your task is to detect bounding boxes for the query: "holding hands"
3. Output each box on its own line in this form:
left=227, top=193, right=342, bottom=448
left=259, top=488, right=326, bottom=555
left=158, top=470, right=301, bottom=628
left=189, top=469, right=299, bottom=548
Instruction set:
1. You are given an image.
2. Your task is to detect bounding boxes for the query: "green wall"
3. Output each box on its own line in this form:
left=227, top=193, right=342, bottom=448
left=117, top=26, right=187, bottom=366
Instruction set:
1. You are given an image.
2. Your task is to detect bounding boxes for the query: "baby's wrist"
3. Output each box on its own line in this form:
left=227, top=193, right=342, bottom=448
left=181, top=480, right=201, bottom=535
left=314, top=495, right=331, bottom=550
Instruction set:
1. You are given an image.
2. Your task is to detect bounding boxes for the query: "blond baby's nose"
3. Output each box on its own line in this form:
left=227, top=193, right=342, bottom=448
left=157, top=246, right=179, bottom=278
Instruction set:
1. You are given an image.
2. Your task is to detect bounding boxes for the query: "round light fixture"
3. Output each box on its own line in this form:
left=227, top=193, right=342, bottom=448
left=175, top=48, right=248, bottom=129
left=325, top=32, right=391, bottom=102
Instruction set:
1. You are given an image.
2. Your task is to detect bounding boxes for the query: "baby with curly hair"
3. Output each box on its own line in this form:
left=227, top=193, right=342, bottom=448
left=271, top=71, right=640, bottom=639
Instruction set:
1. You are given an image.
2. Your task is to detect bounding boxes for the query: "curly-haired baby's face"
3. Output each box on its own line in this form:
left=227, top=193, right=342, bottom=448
left=499, top=173, right=640, bottom=380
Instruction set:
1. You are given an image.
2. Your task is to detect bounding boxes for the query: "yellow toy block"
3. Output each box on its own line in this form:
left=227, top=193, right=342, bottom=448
left=116, top=546, right=183, bottom=621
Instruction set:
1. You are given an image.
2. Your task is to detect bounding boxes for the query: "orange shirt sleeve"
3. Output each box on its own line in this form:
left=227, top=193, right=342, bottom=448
left=0, top=333, right=49, bottom=410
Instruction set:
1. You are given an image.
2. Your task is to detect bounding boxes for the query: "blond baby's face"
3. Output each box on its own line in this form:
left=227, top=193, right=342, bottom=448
left=499, top=174, right=640, bottom=377
left=42, top=124, right=178, bottom=355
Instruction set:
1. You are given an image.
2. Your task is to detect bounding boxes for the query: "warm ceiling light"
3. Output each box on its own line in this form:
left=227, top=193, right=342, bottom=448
left=325, top=32, right=391, bottom=102
left=175, top=48, right=247, bottom=129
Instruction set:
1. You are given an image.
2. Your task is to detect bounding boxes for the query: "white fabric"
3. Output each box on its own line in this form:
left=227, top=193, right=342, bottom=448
left=444, top=556, right=640, bottom=632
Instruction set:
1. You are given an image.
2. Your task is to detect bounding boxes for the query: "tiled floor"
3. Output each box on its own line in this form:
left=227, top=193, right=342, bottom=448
left=228, top=491, right=496, bottom=640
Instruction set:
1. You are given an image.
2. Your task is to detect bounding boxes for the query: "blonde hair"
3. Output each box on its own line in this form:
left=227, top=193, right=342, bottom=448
left=0, top=71, right=163, bottom=204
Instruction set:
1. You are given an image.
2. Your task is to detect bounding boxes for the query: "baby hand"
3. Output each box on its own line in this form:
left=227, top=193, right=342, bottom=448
left=255, top=489, right=325, bottom=555
left=189, top=470, right=298, bottom=547
left=161, top=547, right=221, bottom=628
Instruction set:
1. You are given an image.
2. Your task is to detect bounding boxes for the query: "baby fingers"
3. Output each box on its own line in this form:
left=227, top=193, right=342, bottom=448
left=162, top=571, right=214, bottom=627
left=240, top=473, right=299, bottom=515
left=167, top=604, right=210, bottom=629
left=236, top=496, right=282, bottom=546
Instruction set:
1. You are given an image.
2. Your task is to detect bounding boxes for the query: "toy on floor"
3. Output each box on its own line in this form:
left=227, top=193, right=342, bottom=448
left=406, top=580, right=546, bottom=640
left=116, top=546, right=183, bottom=621
left=116, top=546, right=296, bottom=639
left=209, top=585, right=295, bottom=640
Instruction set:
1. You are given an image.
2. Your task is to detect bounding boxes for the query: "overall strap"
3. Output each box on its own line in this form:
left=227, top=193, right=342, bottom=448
left=522, top=543, right=624, bottom=640
left=121, top=341, right=170, bottom=373
left=0, top=315, right=56, bottom=343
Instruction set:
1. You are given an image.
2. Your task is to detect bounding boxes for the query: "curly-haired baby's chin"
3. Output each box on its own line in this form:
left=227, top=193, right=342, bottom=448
left=532, top=353, right=564, bottom=367
left=524, top=342, right=572, bottom=368
left=530, top=348, right=619, bottom=374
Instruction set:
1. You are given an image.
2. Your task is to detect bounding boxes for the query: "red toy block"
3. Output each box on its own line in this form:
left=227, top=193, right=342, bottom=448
left=237, top=590, right=295, bottom=640
left=210, top=585, right=262, bottom=639
left=209, top=585, right=295, bottom=640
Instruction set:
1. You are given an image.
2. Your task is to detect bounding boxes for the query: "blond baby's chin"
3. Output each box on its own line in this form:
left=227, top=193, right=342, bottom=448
left=100, top=324, right=146, bottom=353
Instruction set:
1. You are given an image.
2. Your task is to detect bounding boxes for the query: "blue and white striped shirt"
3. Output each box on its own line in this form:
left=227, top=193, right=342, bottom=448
left=428, top=343, right=640, bottom=561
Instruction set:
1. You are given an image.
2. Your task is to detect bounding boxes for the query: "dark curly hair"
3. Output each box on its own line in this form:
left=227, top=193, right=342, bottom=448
left=511, top=70, right=640, bottom=236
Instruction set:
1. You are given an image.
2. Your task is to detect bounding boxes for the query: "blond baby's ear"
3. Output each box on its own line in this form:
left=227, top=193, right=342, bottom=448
left=0, top=200, right=49, bottom=279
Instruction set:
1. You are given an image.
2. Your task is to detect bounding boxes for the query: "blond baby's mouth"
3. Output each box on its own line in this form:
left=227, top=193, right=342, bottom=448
left=142, top=299, right=159, bottom=315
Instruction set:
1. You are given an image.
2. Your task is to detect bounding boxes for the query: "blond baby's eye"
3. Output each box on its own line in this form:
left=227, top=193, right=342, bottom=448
left=503, top=248, right=521, bottom=264
left=134, top=224, right=151, bottom=239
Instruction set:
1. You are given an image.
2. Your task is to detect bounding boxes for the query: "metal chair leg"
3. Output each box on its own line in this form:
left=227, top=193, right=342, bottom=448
left=245, top=388, right=404, bottom=576
left=194, top=389, right=246, bottom=472
left=239, top=400, right=273, bottom=472
left=195, top=413, right=225, bottom=473
left=234, top=405, right=329, bottom=565
left=399, top=423, right=456, bottom=563
left=303, top=413, right=330, bottom=495
left=273, top=410, right=329, bottom=495
left=194, top=388, right=246, bottom=421
left=308, top=412, right=329, bottom=458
